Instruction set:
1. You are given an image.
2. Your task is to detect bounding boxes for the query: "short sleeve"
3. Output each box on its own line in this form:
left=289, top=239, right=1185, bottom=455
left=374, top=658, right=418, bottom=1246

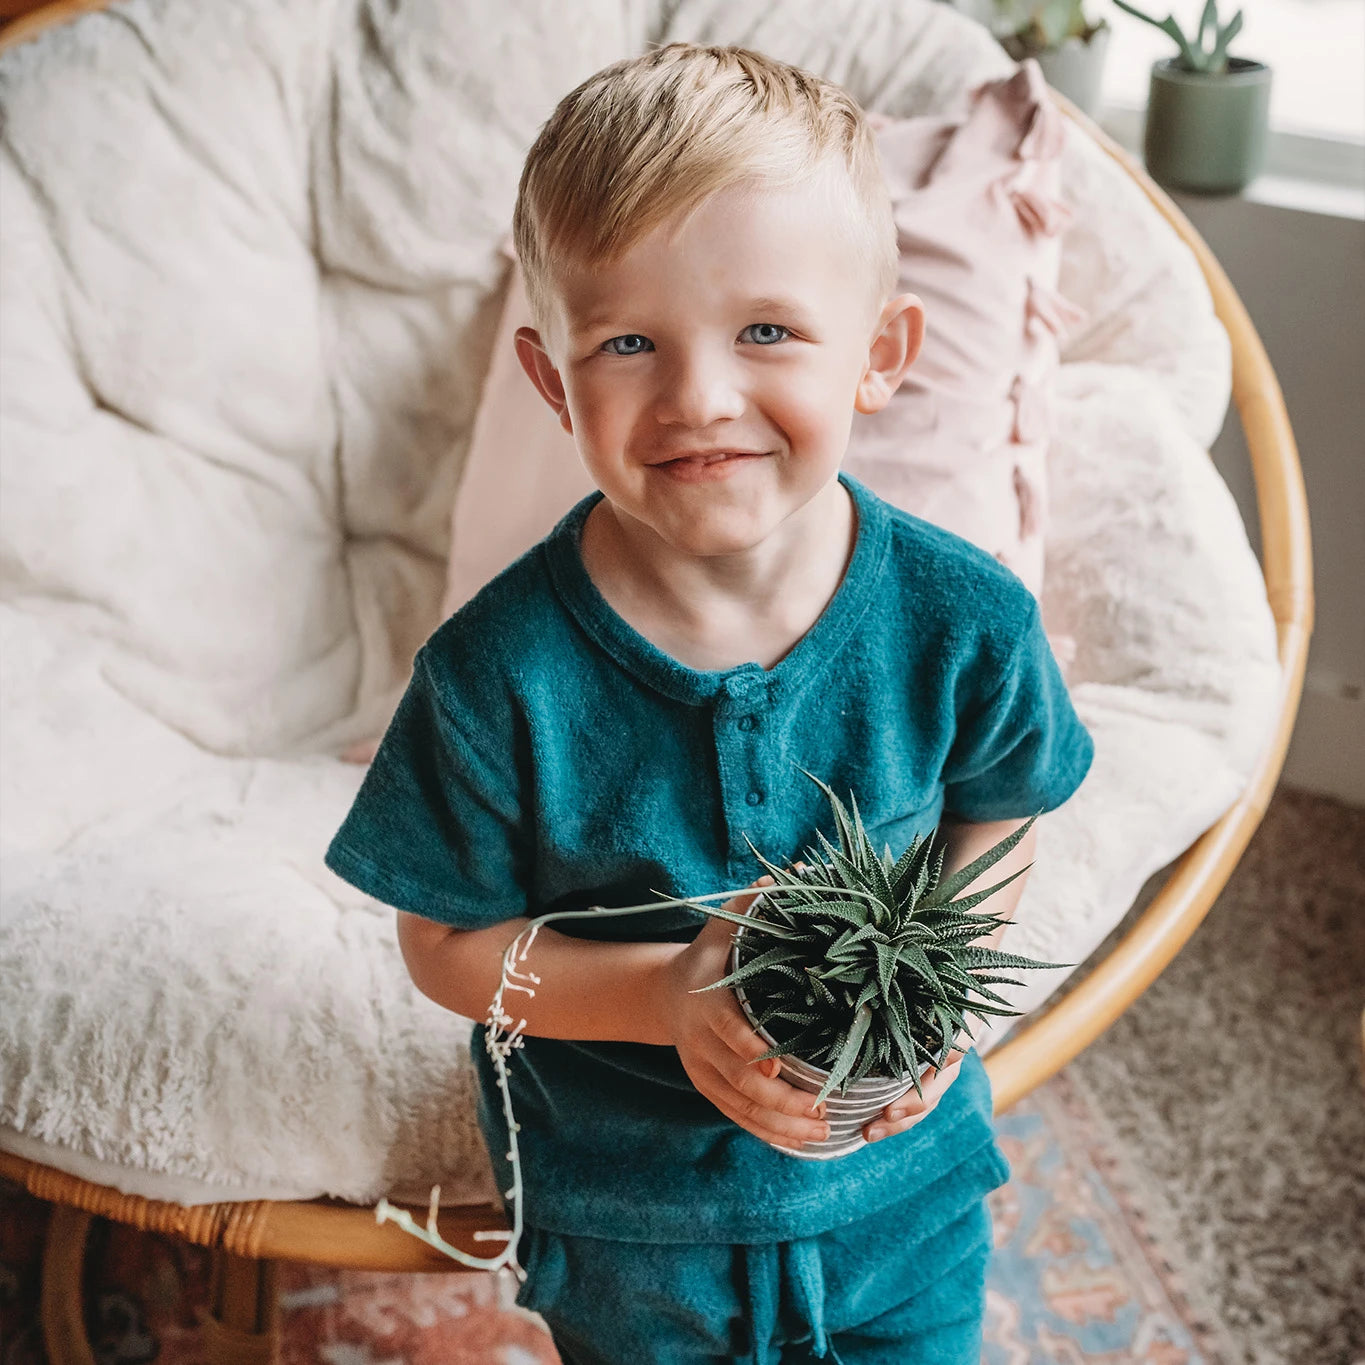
left=323, top=647, right=530, bottom=927
left=941, top=602, right=1094, bottom=822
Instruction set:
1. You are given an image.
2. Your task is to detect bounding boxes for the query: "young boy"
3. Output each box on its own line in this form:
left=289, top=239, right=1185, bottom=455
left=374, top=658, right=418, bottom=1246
left=325, top=41, right=1093, bottom=1364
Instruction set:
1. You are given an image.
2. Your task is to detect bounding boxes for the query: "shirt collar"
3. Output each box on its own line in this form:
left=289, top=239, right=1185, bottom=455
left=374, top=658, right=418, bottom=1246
left=542, top=471, right=890, bottom=707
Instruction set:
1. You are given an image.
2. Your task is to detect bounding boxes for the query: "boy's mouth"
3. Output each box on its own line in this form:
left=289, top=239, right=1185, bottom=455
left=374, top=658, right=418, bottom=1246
left=650, top=450, right=770, bottom=484
left=654, top=450, right=767, bottom=466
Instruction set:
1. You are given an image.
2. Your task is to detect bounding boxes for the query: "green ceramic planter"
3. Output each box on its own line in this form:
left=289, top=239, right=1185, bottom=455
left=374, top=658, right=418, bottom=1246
left=1143, top=56, right=1272, bottom=194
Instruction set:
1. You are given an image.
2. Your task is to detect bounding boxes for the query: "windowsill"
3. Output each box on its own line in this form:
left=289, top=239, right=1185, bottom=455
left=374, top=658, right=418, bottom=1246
left=1098, top=102, right=1365, bottom=221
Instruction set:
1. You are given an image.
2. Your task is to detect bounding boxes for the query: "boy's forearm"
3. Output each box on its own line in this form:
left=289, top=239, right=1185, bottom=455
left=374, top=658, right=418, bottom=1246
left=396, top=911, right=678, bottom=1045
left=936, top=816, right=1037, bottom=952
left=395, top=820, right=1035, bottom=1047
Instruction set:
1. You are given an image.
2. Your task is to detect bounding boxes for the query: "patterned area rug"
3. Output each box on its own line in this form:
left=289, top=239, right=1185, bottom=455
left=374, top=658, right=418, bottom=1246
left=0, top=1069, right=1231, bottom=1364
left=987, top=1071, right=1230, bottom=1364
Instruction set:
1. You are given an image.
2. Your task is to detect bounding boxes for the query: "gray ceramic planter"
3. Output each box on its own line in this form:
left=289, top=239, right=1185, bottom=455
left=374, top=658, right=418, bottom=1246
left=730, top=899, right=935, bottom=1161
left=1143, top=56, right=1271, bottom=194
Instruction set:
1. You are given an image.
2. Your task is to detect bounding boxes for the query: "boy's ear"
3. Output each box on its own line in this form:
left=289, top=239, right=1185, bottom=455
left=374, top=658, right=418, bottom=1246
left=854, top=293, right=925, bottom=416
left=514, top=326, right=574, bottom=435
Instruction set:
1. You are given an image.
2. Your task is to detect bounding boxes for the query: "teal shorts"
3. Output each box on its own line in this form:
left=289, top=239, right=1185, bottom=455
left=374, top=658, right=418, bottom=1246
left=513, top=1154, right=1005, bottom=1365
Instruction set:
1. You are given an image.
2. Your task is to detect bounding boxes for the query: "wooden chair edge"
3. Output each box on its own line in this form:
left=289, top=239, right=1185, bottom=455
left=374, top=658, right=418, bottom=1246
left=984, top=92, right=1313, bottom=1113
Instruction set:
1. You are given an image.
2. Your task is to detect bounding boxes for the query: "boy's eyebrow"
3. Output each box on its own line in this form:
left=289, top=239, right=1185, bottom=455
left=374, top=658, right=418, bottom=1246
left=570, top=295, right=817, bottom=336
left=744, top=295, right=809, bottom=314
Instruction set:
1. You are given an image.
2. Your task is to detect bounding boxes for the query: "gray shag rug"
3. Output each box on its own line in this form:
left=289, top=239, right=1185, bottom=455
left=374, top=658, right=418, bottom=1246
left=1056, top=782, right=1365, bottom=1365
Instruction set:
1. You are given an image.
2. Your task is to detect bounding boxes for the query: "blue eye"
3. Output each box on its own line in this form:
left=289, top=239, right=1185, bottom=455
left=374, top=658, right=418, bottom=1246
left=600, top=323, right=791, bottom=356
left=602, top=334, right=652, bottom=356
left=743, top=323, right=790, bottom=345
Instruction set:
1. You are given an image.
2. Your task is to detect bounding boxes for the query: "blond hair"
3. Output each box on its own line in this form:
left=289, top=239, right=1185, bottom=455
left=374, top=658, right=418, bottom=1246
left=511, top=41, right=899, bottom=343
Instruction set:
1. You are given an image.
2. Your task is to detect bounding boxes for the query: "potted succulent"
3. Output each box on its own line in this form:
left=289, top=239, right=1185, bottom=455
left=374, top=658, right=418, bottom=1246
left=1113, top=0, right=1270, bottom=192
left=693, top=771, right=1060, bottom=1158
left=989, top=0, right=1113, bottom=118
left=376, top=768, right=1065, bottom=1269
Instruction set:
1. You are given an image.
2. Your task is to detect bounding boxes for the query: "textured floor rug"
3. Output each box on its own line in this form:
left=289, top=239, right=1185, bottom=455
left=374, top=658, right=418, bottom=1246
left=0, top=1069, right=1228, bottom=1364
left=1064, top=783, right=1365, bottom=1365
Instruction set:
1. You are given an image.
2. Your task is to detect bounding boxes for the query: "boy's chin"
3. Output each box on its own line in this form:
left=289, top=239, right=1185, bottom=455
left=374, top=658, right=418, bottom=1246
left=635, top=502, right=784, bottom=558
left=601, top=473, right=838, bottom=558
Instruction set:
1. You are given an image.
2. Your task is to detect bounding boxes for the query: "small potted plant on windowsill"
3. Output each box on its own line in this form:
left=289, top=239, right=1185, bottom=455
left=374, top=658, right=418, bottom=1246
left=1113, top=0, right=1270, bottom=193
left=989, top=0, right=1113, bottom=118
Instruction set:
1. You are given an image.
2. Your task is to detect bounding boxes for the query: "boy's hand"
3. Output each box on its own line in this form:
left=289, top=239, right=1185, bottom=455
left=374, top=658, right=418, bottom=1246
left=656, top=876, right=832, bottom=1152
left=863, top=1044, right=967, bottom=1144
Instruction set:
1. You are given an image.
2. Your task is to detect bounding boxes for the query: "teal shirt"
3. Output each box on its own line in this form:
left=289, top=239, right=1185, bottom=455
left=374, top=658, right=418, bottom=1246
left=325, top=471, right=1094, bottom=1244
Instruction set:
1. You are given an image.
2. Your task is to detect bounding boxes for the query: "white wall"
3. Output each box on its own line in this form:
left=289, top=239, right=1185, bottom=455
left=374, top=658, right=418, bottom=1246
left=1162, top=191, right=1365, bottom=807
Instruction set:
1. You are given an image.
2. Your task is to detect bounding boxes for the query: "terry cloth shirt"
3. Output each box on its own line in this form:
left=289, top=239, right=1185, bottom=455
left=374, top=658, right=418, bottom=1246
left=324, top=470, right=1095, bottom=1246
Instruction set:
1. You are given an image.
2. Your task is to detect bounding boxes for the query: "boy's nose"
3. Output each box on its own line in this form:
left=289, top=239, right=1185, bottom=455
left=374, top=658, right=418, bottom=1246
left=653, top=351, right=747, bottom=429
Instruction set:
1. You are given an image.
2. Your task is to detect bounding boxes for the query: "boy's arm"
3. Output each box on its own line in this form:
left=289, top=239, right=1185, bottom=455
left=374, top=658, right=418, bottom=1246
left=397, top=882, right=835, bottom=1152
left=862, top=814, right=1036, bottom=1143
left=396, top=911, right=679, bottom=1044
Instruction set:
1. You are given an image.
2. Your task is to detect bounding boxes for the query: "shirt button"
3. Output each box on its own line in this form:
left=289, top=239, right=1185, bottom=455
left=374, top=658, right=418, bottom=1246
left=746, top=790, right=765, bottom=806
left=738, top=715, right=758, bottom=732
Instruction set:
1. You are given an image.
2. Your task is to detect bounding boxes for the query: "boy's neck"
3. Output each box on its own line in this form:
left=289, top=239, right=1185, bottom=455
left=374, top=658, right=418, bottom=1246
left=578, top=478, right=857, bottom=673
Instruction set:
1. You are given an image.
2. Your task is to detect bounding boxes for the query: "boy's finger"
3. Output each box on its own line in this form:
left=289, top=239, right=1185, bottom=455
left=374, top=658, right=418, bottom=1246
left=707, top=1035, right=829, bottom=1125
left=711, top=1007, right=816, bottom=1112
left=868, top=1053, right=966, bottom=1130
left=695, top=874, right=774, bottom=944
left=737, top=871, right=775, bottom=900
left=700, top=1085, right=805, bottom=1149
left=864, top=1110, right=932, bottom=1142
left=693, top=1057, right=829, bottom=1146
left=710, top=992, right=776, bottom=1063
left=724, top=873, right=774, bottom=916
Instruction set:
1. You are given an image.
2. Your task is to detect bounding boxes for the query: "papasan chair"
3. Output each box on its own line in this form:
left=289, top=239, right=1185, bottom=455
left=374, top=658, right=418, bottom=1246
left=0, top=0, right=1311, bottom=1361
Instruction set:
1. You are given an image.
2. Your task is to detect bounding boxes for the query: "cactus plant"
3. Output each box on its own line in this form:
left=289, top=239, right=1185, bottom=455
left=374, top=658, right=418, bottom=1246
left=1113, top=0, right=1245, bottom=74
left=691, top=770, right=1062, bottom=1110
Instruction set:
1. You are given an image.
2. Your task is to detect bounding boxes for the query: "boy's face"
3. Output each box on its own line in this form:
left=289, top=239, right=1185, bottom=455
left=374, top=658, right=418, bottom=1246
left=514, top=168, right=923, bottom=560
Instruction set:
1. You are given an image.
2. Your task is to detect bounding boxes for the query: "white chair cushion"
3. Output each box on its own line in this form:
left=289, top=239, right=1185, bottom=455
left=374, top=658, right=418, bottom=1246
left=0, top=0, right=1279, bottom=1205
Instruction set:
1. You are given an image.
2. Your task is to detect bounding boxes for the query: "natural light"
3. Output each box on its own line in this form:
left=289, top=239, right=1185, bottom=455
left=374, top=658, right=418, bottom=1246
left=1099, top=0, right=1365, bottom=141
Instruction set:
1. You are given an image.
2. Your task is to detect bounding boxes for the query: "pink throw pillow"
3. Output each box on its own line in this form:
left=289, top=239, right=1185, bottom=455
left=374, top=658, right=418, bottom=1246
left=443, top=236, right=594, bottom=619
left=443, top=60, right=1084, bottom=633
left=849, top=59, right=1085, bottom=601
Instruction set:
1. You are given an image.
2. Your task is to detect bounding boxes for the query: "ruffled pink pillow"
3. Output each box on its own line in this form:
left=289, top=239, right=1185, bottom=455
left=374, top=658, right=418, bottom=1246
left=849, top=59, right=1085, bottom=605
left=443, top=60, right=1084, bottom=632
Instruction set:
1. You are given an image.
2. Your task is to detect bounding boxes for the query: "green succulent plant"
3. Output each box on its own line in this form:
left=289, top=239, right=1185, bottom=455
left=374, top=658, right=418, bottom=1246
left=689, top=770, right=1066, bottom=1108
left=992, top=0, right=1104, bottom=56
left=1112, top=0, right=1244, bottom=73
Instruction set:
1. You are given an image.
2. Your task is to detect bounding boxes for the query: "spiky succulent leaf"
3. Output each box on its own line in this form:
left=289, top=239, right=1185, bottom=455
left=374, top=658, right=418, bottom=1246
left=813, top=1005, right=873, bottom=1105
left=887, top=834, right=923, bottom=895
left=696, top=942, right=805, bottom=992
left=920, top=815, right=1038, bottom=909
left=780, top=898, right=876, bottom=926
left=864, top=853, right=897, bottom=925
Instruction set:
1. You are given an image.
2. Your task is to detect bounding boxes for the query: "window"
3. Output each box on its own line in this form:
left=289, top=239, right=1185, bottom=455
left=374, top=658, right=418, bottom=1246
left=1101, top=0, right=1364, bottom=144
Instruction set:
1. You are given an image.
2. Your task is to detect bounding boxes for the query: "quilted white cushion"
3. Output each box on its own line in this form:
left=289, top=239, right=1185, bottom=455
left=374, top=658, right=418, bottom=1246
left=0, top=0, right=1279, bottom=1206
